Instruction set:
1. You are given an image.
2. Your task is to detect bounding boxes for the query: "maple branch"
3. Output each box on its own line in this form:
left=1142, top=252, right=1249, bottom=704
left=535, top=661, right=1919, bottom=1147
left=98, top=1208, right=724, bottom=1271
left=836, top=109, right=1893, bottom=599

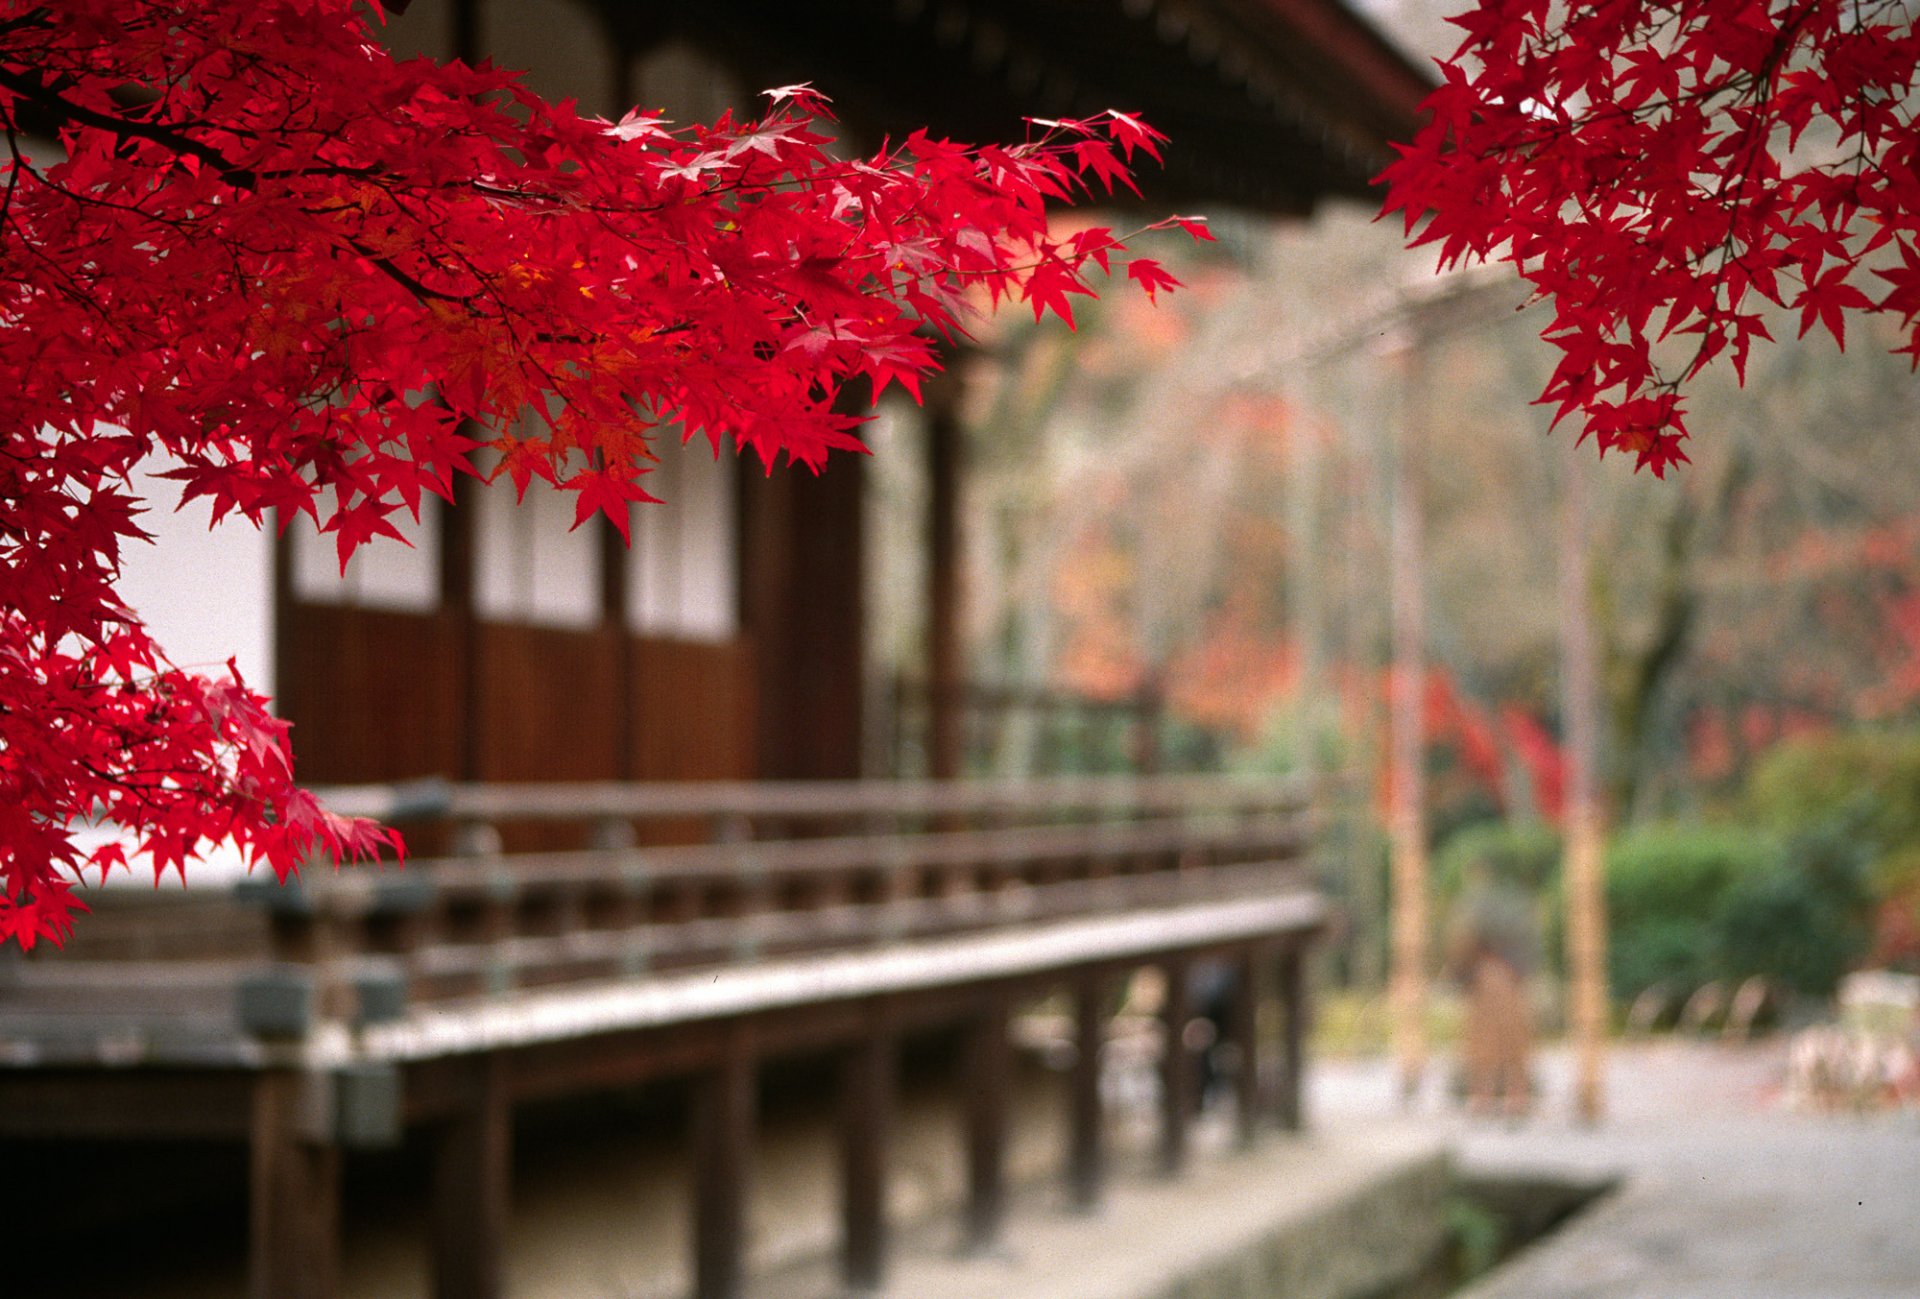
left=0, top=64, right=258, bottom=188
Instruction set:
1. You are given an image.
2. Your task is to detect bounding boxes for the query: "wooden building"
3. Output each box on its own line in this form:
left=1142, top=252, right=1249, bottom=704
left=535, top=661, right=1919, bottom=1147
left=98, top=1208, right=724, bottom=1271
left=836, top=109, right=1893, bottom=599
left=232, top=0, right=1433, bottom=792
left=1, top=5, right=1432, bottom=1299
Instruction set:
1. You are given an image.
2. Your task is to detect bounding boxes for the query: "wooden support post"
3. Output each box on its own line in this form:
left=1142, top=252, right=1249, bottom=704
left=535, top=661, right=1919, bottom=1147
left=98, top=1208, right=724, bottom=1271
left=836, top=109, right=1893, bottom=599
left=693, top=1023, right=757, bottom=1299
left=249, top=1071, right=341, bottom=1299
left=1229, top=948, right=1265, bottom=1151
left=1067, top=972, right=1108, bottom=1212
left=926, top=373, right=963, bottom=781
left=961, top=990, right=1010, bottom=1254
left=431, top=1054, right=511, bottom=1299
left=1277, top=948, right=1307, bottom=1132
left=1157, top=956, right=1193, bottom=1178
left=839, top=1021, right=895, bottom=1294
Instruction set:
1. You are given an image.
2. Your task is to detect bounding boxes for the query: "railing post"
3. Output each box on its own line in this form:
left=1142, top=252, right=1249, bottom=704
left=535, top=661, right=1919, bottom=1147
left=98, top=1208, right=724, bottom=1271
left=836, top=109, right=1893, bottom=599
left=249, top=1070, right=340, bottom=1299
left=1157, top=955, right=1194, bottom=1178
left=693, top=1020, right=757, bottom=1299
left=455, top=821, right=516, bottom=996
left=431, top=1053, right=511, bottom=1299
left=1067, top=970, right=1108, bottom=1212
left=961, top=988, right=1011, bottom=1255
left=839, top=1010, right=895, bottom=1294
left=1277, top=946, right=1308, bottom=1132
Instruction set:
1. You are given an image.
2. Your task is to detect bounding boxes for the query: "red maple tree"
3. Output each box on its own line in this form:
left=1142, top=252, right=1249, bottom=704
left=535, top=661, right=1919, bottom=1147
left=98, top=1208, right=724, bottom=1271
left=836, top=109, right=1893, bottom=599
left=1383, top=0, right=1920, bottom=475
left=0, top=0, right=1191, bottom=948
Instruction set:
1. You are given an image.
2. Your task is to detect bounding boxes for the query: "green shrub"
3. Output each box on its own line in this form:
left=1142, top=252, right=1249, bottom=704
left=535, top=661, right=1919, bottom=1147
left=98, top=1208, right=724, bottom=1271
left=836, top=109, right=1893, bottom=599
left=1743, top=731, right=1920, bottom=972
left=1744, top=730, right=1920, bottom=858
left=1603, top=824, right=1776, bottom=999
left=1603, top=821, right=1874, bottom=1001
left=1717, top=823, right=1873, bottom=997
left=1435, top=819, right=1563, bottom=899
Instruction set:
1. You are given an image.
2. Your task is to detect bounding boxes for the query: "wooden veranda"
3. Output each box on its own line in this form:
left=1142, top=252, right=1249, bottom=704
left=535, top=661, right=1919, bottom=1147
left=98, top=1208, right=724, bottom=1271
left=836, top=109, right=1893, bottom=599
left=1, top=774, right=1323, bottom=1299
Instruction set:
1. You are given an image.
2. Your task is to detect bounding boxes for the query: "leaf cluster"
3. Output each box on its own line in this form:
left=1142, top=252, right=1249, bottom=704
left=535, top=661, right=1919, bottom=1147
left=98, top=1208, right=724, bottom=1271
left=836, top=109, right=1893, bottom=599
left=1383, top=0, right=1920, bottom=474
left=0, top=0, right=1196, bottom=944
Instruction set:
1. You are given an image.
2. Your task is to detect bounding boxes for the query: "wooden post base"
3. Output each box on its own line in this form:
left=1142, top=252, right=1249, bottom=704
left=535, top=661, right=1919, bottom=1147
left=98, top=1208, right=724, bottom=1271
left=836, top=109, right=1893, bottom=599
left=839, top=1021, right=895, bottom=1293
left=431, top=1055, right=512, bottom=1299
left=693, top=1022, right=757, bottom=1299
left=249, top=1071, right=341, bottom=1299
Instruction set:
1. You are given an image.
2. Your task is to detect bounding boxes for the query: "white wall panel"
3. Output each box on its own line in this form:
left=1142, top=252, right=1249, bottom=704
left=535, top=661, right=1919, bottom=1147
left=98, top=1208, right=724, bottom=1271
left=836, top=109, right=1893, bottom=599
left=289, top=497, right=440, bottom=612
left=118, top=457, right=275, bottom=695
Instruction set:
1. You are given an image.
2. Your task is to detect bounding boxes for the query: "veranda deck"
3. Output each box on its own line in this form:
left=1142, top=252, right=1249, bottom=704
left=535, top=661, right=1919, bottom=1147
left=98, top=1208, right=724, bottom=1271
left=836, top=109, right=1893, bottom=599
left=0, top=774, right=1325, bottom=1299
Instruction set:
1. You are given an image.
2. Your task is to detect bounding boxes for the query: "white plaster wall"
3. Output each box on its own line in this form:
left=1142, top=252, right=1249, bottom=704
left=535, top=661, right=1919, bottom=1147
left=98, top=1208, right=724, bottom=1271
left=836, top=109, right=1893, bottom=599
left=630, top=437, right=739, bottom=642
left=475, top=469, right=603, bottom=628
left=289, top=498, right=441, bottom=611
left=116, top=458, right=275, bottom=696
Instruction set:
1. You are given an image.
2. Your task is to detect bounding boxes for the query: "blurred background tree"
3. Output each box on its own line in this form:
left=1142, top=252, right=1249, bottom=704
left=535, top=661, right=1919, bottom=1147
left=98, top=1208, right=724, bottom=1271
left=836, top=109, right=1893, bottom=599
left=863, top=0, right=1920, bottom=1021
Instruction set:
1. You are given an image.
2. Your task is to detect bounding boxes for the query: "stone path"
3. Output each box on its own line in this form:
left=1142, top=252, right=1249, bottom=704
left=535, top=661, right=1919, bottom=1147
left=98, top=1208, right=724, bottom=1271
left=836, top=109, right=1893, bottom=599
left=753, top=1118, right=1448, bottom=1299
left=1318, top=1040, right=1920, bottom=1299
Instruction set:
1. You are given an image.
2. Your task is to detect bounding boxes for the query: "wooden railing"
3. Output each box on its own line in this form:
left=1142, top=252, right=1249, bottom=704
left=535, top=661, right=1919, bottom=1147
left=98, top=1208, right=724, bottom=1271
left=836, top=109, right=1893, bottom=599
left=251, top=774, right=1314, bottom=1029
left=0, top=775, right=1314, bottom=1058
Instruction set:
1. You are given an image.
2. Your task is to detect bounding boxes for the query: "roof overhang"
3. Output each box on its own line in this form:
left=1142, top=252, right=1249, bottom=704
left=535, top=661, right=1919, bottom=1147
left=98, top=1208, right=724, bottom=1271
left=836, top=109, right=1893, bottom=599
left=606, top=0, right=1434, bottom=215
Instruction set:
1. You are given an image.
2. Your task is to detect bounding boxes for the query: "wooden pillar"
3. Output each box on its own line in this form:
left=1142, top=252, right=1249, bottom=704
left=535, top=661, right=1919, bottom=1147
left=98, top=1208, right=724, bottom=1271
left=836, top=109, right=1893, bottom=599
left=1066, top=971, right=1108, bottom=1212
left=839, top=1023, right=895, bottom=1294
left=740, top=424, right=867, bottom=780
left=431, top=1054, right=511, bottom=1299
left=961, top=990, right=1010, bottom=1254
left=926, top=373, right=963, bottom=780
left=1277, top=948, right=1307, bottom=1132
left=249, top=1071, right=341, bottom=1299
left=1157, top=957, right=1193, bottom=1178
left=693, top=1023, right=757, bottom=1299
left=1229, top=948, right=1266, bottom=1150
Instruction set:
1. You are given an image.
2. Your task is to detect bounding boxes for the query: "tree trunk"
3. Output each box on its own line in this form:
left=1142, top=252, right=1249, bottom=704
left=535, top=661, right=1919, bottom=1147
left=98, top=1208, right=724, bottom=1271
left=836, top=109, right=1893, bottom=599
left=1560, top=437, right=1608, bottom=1125
left=1388, top=343, right=1430, bottom=1103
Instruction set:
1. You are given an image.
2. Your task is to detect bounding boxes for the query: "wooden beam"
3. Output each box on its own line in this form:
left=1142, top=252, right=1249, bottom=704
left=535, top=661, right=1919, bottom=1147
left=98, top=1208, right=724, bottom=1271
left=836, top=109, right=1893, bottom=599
left=1157, top=955, right=1193, bottom=1177
left=1066, top=971, right=1108, bottom=1212
left=692, top=1021, right=757, bottom=1299
left=249, top=1071, right=340, bottom=1299
left=838, top=1013, right=895, bottom=1293
left=961, top=989, right=1011, bottom=1254
left=431, top=1054, right=512, bottom=1299
left=352, top=893, right=1325, bottom=1066
left=0, top=1069, right=253, bottom=1139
